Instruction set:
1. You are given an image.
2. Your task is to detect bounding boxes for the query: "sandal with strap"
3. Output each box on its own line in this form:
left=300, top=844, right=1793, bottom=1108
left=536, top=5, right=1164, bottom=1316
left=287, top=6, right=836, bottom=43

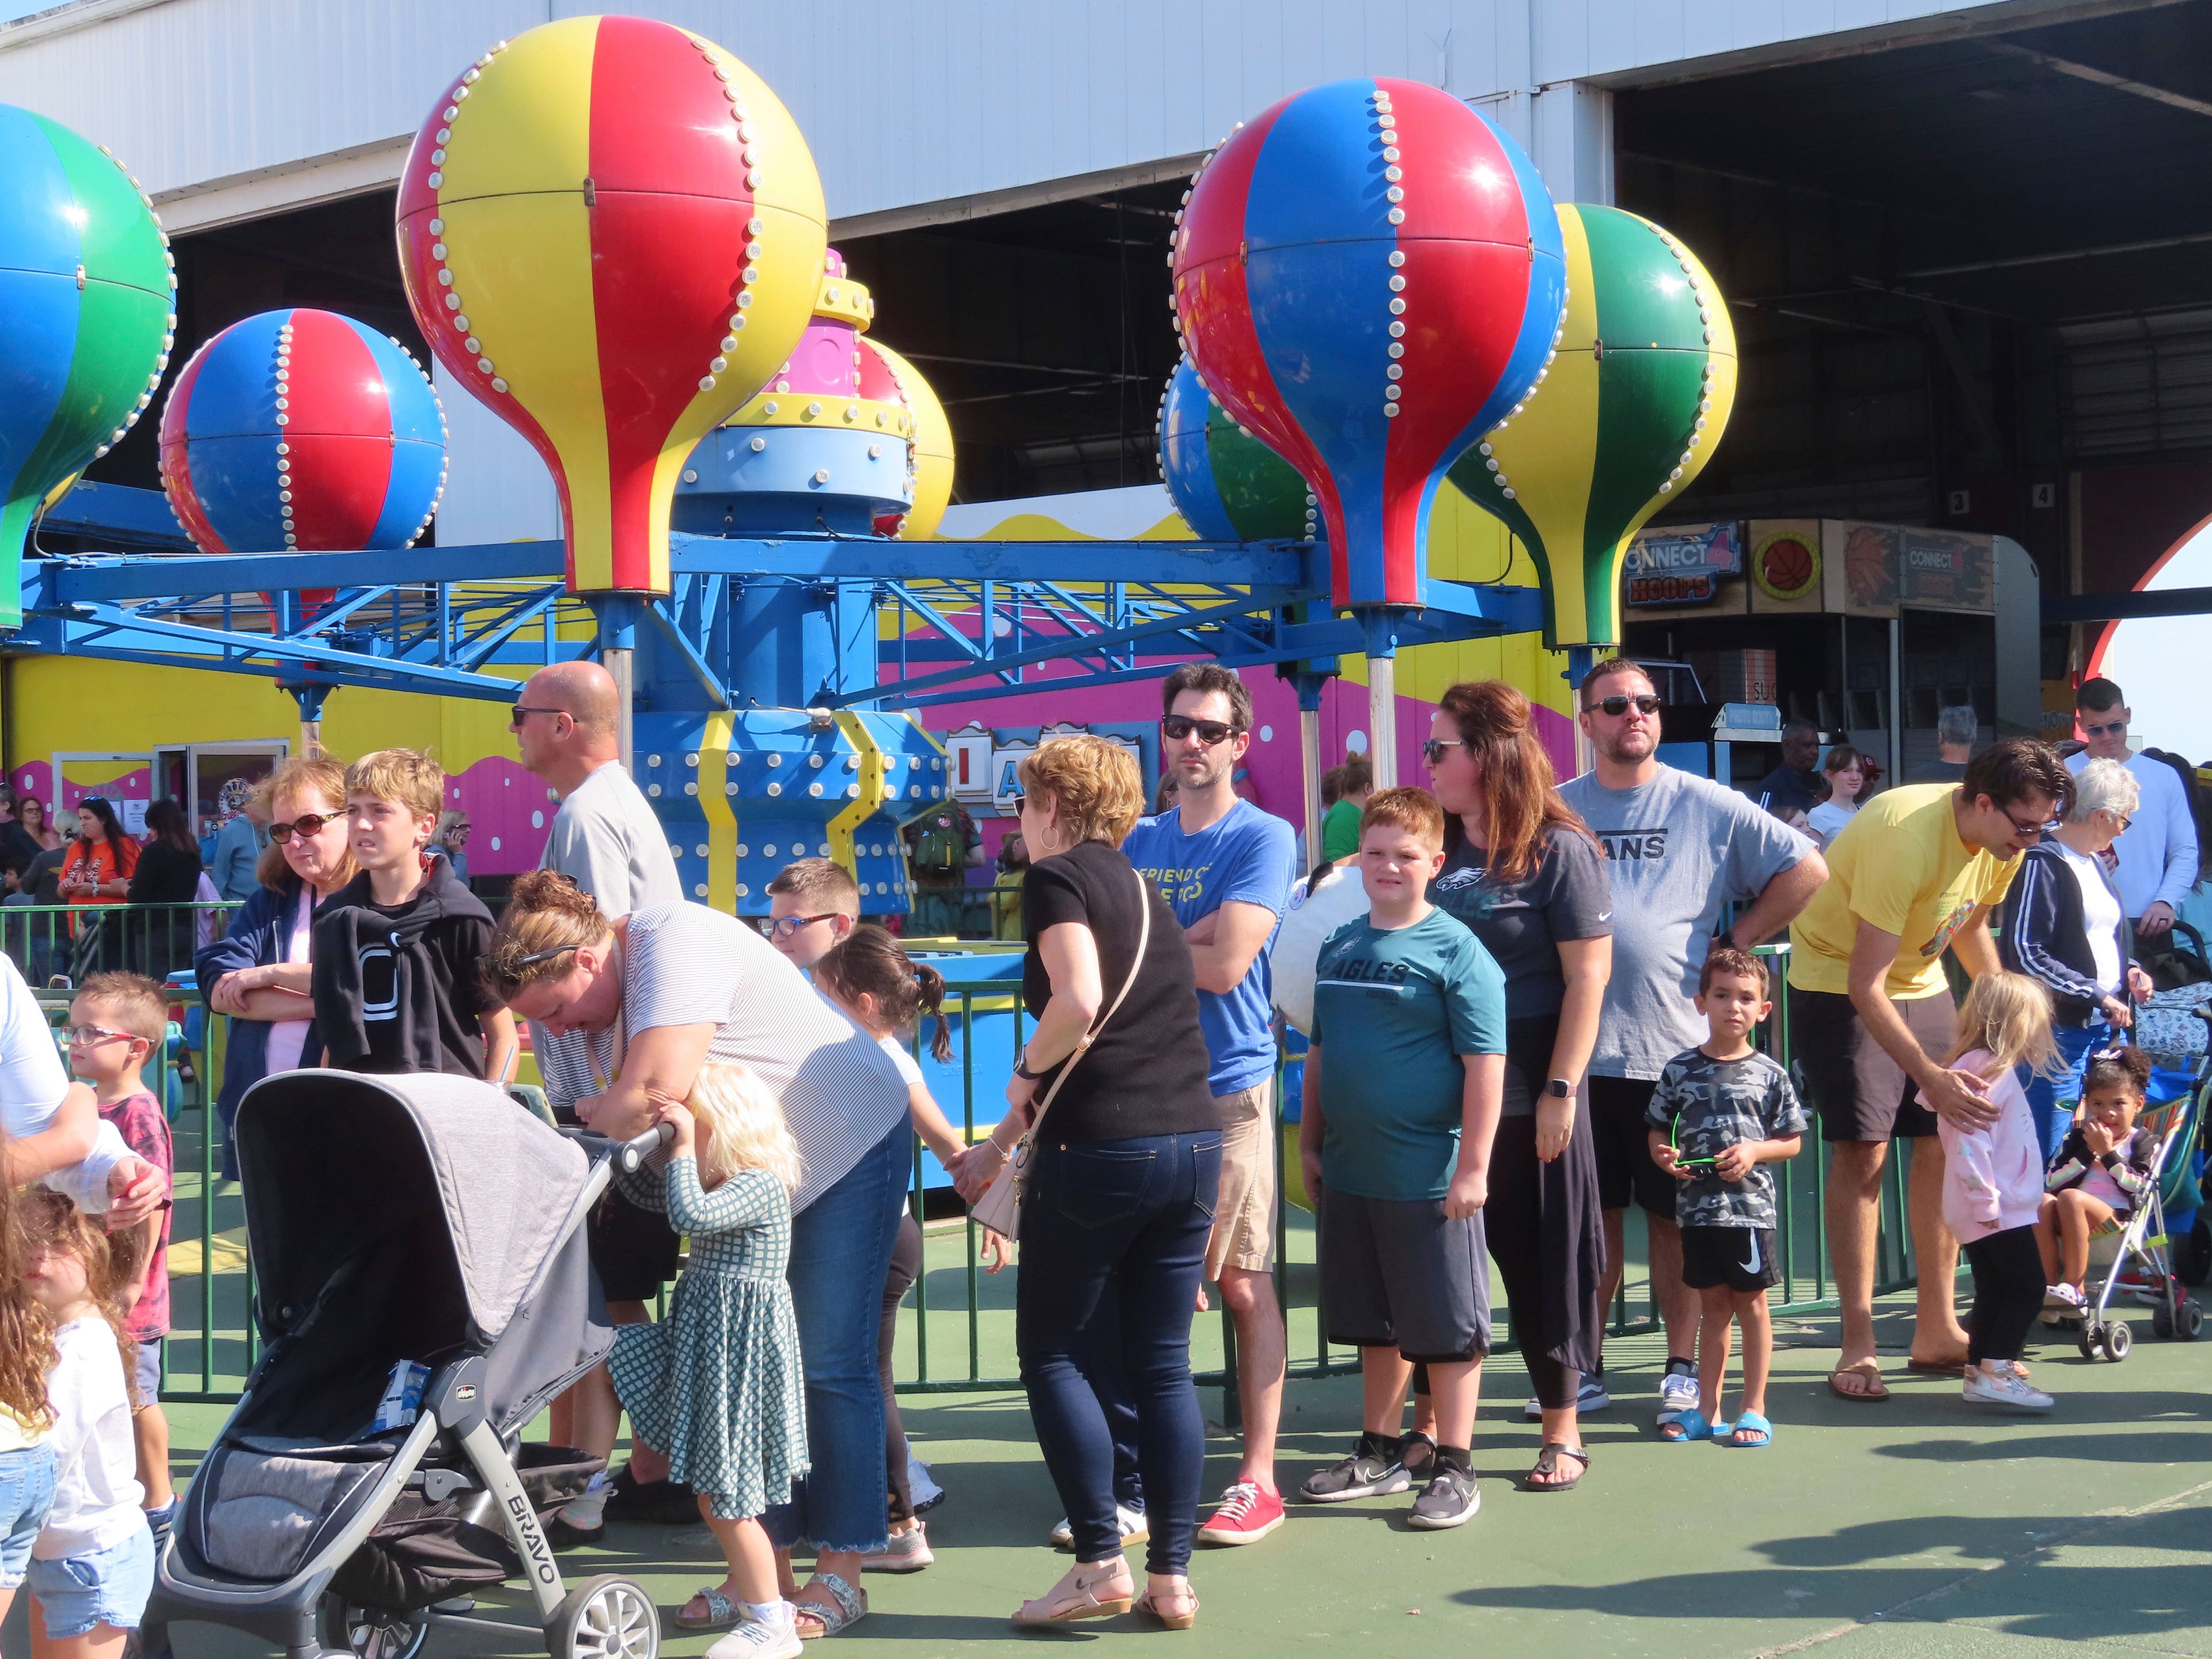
left=1011, top=1559, right=1136, bottom=1626
left=793, top=1573, right=868, bottom=1639
left=1522, top=1442, right=1589, bottom=1493
left=1658, top=1411, right=1718, bottom=1444
left=675, top=1585, right=744, bottom=1632
left=1133, top=1585, right=1200, bottom=1631
left=1726, top=1411, right=1773, bottom=1448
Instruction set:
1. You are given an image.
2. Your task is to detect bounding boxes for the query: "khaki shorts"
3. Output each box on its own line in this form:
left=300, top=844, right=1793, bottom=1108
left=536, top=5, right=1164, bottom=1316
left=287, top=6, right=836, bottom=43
left=1206, top=1079, right=1277, bottom=1278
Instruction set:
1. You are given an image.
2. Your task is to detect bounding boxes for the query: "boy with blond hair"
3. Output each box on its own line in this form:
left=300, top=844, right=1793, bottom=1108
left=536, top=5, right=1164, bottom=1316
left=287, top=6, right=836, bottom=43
left=63, top=971, right=179, bottom=1544
left=1297, top=787, right=1505, bottom=1530
left=311, top=749, right=516, bottom=1079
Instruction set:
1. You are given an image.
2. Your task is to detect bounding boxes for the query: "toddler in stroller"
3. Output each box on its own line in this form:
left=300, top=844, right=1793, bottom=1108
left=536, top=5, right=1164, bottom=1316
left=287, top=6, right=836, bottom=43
left=138, top=1068, right=671, bottom=1659
left=2036, top=1035, right=2209, bottom=1359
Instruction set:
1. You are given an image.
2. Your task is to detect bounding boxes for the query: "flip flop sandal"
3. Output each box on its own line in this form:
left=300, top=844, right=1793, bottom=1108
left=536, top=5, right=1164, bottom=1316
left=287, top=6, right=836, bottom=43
left=1826, top=1363, right=1889, bottom=1403
left=1726, top=1411, right=1774, bottom=1448
left=1522, top=1442, right=1589, bottom=1493
left=1658, top=1411, right=1715, bottom=1443
left=675, top=1586, right=743, bottom=1632
left=1905, top=1356, right=1968, bottom=1377
left=1133, top=1588, right=1201, bottom=1630
left=793, top=1573, right=868, bottom=1639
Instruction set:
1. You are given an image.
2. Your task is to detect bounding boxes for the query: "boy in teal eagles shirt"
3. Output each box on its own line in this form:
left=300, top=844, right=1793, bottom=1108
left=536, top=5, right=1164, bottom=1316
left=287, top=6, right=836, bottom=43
left=1296, top=787, right=1506, bottom=1531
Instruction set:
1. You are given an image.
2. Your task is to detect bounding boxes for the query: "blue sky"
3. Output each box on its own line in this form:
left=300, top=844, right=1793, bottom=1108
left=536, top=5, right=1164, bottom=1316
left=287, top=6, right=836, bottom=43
left=0, top=2, right=62, bottom=21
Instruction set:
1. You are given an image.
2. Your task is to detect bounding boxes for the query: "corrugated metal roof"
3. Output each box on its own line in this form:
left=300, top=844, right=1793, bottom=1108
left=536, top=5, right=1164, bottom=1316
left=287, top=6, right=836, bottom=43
left=0, top=0, right=2017, bottom=224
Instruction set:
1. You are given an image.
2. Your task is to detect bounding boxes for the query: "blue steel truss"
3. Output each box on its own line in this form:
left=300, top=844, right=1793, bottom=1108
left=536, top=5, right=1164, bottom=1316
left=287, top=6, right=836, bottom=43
left=14, top=488, right=1545, bottom=708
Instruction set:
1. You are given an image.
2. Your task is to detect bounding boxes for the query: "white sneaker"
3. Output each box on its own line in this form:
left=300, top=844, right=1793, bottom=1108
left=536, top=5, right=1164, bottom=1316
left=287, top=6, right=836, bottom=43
left=908, top=1454, right=945, bottom=1513
left=1656, top=1369, right=1701, bottom=1426
left=1048, top=1502, right=1148, bottom=1550
left=1961, top=1360, right=2053, bottom=1412
left=1522, top=1375, right=1613, bottom=1421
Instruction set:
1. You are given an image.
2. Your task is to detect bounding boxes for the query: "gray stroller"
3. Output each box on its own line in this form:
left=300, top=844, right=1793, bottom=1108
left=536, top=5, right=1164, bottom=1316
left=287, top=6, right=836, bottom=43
left=139, top=1069, right=668, bottom=1659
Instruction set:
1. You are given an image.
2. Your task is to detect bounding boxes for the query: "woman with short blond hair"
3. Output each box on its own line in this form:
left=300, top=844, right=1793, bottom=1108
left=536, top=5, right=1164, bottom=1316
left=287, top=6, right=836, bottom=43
left=949, top=735, right=1219, bottom=1630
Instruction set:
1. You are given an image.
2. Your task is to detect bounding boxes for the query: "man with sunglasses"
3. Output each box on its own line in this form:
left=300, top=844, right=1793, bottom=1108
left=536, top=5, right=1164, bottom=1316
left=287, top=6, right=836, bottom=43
left=512, top=658, right=687, bottom=1530
left=1786, top=737, right=2073, bottom=1403
left=1559, top=658, right=1826, bottom=1428
left=2067, top=677, right=2198, bottom=945
left=1122, top=664, right=1297, bottom=1547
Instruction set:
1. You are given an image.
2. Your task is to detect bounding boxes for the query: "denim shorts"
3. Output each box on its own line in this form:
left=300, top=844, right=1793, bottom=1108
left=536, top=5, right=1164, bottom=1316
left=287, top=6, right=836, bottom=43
left=0, top=1445, right=55, bottom=1589
left=131, top=1340, right=162, bottom=1410
left=29, top=1525, right=155, bottom=1637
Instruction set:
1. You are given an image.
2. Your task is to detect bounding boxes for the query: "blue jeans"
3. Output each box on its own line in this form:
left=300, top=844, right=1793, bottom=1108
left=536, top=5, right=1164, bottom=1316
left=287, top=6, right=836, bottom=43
left=2026, top=1020, right=2111, bottom=1161
left=763, top=1119, right=908, bottom=1555
left=1017, top=1130, right=1221, bottom=1576
left=0, top=1445, right=55, bottom=1590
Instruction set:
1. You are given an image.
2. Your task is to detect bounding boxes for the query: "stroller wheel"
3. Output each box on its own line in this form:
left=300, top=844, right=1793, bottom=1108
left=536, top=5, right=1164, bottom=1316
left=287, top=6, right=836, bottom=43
left=2183, top=1299, right=2206, bottom=1341
left=547, top=1573, right=659, bottom=1659
left=2078, top=1325, right=2104, bottom=1362
left=317, top=1596, right=429, bottom=1659
left=2154, top=1301, right=2175, bottom=1339
left=2105, top=1319, right=2134, bottom=1361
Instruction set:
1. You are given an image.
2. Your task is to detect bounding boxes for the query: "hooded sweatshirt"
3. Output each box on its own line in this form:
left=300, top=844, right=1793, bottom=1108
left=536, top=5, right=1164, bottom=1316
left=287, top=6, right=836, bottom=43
left=310, top=857, right=497, bottom=1077
left=1925, top=1050, right=2047, bottom=1244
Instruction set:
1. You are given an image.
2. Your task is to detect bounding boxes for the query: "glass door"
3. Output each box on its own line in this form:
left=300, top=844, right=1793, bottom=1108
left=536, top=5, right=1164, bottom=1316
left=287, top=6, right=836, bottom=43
left=188, top=744, right=290, bottom=841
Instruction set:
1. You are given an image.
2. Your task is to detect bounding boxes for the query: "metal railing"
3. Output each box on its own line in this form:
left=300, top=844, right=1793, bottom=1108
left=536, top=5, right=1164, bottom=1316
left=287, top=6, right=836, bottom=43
left=98, top=942, right=1932, bottom=1409
left=3, top=899, right=240, bottom=991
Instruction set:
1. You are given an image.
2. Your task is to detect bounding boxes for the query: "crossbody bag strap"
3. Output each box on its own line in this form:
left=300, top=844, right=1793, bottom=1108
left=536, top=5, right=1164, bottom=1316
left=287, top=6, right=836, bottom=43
left=1022, top=862, right=1156, bottom=1135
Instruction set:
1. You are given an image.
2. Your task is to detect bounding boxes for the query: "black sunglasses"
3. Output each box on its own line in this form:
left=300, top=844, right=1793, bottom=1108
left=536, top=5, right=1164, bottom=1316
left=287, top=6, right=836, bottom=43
left=2081, top=719, right=2126, bottom=738
left=1586, top=693, right=1662, bottom=717
left=268, top=813, right=335, bottom=843
left=1162, top=715, right=1241, bottom=746
left=509, top=704, right=566, bottom=731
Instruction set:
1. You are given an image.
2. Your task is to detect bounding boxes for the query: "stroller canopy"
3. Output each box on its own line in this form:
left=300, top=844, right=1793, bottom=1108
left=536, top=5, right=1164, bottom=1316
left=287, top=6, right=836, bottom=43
left=237, top=1070, right=590, bottom=1350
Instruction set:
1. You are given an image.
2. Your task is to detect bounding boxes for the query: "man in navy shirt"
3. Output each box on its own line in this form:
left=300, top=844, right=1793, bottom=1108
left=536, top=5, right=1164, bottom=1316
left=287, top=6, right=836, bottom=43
left=1124, top=663, right=1297, bottom=1547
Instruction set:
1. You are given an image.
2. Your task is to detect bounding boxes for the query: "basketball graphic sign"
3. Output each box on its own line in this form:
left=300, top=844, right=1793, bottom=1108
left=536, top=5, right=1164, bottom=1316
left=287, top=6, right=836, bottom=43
left=1752, top=529, right=1820, bottom=601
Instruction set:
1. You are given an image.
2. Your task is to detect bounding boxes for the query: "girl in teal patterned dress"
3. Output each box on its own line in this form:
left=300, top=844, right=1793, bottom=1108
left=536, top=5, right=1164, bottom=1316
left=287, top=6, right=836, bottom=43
left=609, top=1063, right=808, bottom=1659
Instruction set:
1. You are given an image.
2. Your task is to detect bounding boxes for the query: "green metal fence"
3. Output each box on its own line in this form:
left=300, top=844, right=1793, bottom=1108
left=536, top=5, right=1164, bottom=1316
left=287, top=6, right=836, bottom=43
left=54, top=929, right=1929, bottom=1410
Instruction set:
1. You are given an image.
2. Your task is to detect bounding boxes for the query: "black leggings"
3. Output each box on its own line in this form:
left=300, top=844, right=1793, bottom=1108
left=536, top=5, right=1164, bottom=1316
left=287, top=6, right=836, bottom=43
left=1963, top=1225, right=2045, bottom=1365
left=881, top=1213, right=924, bottom=1521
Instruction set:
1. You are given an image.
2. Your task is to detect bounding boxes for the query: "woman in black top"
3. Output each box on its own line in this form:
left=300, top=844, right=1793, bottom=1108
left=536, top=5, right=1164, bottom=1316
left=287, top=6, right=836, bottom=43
left=128, top=800, right=205, bottom=981
left=1423, top=680, right=1612, bottom=1491
left=951, top=734, right=1217, bottom=1629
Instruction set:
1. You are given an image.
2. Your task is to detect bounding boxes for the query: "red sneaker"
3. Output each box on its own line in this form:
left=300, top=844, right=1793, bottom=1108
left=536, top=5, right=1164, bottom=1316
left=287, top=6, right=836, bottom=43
left=1197, top=1479, right=1285, bottom=1546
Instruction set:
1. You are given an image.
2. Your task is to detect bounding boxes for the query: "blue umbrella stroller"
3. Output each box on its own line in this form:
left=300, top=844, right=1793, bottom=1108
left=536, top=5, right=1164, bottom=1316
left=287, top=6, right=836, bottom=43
left=139, top=1069, right=669, bottom=1659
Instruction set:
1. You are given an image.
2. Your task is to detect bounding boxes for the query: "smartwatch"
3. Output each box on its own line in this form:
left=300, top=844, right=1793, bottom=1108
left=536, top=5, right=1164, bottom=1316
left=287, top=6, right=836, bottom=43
left=1545, top=1078, right=1573, bottom=1100
left=1013, top=1052, right=1045, bottom=1082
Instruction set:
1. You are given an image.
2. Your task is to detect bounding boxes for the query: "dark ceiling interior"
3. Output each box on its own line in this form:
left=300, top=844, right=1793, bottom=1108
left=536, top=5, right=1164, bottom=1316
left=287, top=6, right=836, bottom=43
left=1620, top=1, right=2212, bottom=577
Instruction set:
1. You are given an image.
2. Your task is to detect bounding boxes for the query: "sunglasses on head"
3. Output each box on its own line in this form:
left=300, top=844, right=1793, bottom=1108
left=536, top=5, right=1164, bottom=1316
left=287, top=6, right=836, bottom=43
left=1161, top=715, right=1241, bottom=746
left=268, top=813, right=335, bottom=843
left=1586, top=692, right=1662, bottom=717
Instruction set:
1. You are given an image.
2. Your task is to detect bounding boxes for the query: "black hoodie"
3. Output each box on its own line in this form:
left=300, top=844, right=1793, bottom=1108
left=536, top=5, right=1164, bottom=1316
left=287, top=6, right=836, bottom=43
left=310, top=856, right=498, bottom=1077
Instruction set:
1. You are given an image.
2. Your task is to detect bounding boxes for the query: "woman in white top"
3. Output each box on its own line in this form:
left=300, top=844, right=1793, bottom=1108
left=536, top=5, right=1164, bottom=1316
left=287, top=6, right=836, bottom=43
left=1805, top=745, right=1869, bottom=849
left=1998, top=757, right=2154, bottom=1157
left=195, top=756, right=358, bottom=1180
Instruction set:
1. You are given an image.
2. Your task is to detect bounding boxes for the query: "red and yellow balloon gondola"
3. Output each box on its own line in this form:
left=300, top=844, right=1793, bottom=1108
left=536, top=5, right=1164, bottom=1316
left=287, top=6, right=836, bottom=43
left=395, top=16, right=827, bottom=596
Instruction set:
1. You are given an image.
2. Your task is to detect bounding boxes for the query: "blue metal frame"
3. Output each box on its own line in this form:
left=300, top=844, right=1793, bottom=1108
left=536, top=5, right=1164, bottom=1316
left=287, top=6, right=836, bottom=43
left=12, top=486, right=1544, bottom=709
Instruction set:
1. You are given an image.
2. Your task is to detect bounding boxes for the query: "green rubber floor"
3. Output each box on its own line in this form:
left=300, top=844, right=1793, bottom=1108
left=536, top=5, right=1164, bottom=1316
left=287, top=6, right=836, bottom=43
left=115, top=1281, right=2212, bottom=1659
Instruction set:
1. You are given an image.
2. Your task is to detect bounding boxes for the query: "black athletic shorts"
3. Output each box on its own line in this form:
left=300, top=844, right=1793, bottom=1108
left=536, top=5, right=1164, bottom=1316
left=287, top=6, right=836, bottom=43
left=1589, top=1074, right=1677, bottom=1220
left=1680, top=1225, right=1781, bottom=1293
left=589, top=1187, right=681, bottom=1304
left=1317, top=1185, right=1491, bottom=1363
left=1790, top=986, right=1953, bottom=1143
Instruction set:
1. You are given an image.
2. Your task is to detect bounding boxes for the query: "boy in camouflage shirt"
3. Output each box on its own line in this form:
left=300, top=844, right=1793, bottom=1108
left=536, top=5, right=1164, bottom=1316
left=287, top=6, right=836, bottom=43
left=1646, top=947, right=1807, bottom=1447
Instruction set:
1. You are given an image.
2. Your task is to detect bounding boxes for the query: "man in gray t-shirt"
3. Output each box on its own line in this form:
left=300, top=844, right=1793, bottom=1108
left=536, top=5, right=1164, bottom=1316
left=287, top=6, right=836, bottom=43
left=1558, top=658, right=1827, bottom=1423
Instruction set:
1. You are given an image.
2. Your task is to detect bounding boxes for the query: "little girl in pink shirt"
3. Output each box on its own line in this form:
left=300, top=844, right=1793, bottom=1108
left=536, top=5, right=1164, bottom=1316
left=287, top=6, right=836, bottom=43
left=1922, top=971, right=2058, bottom=1413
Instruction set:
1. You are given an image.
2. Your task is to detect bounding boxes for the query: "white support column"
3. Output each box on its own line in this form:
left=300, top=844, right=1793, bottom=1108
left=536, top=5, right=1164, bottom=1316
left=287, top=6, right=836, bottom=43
left=1529, top=81, right=1615, bottom=207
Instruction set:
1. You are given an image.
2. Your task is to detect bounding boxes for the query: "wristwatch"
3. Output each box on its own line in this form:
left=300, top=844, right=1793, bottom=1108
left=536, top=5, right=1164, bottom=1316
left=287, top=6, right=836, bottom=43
left=1012, top=1052, right=1045, bottom=1082
left=1545, top=1078, right=1574, bottom=1100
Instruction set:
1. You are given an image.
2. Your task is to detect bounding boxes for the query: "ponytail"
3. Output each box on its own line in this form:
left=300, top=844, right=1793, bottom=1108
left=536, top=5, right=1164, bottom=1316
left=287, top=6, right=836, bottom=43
left=818, top=924, right=955, bottom=1063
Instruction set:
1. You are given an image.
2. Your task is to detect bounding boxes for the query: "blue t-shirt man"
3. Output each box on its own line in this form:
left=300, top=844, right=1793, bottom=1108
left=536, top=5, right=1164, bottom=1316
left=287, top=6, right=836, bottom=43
left=1124, top=797, right=1297, bottom=1094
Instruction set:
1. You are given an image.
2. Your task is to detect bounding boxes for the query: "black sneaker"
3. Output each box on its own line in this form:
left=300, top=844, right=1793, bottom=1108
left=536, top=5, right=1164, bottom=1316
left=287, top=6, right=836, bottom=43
left=544, top=1513, right=605, bottom=1549
left=1299, top=1438, right=1411, bottom=1503
left=1407, top=1465, right=1481, bottom=1530
left=603, top=1467, right=700, bottom=1526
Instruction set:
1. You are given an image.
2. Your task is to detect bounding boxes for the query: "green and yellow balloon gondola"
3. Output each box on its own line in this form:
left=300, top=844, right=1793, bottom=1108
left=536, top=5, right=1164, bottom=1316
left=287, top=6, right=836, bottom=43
left=1448, top=204, right=1738, bottom=649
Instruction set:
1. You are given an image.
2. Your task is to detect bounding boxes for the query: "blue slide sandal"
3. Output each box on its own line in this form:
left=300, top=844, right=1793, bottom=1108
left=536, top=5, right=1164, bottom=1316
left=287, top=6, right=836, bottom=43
left=1726, top=1411, right=1773, bottom=1448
